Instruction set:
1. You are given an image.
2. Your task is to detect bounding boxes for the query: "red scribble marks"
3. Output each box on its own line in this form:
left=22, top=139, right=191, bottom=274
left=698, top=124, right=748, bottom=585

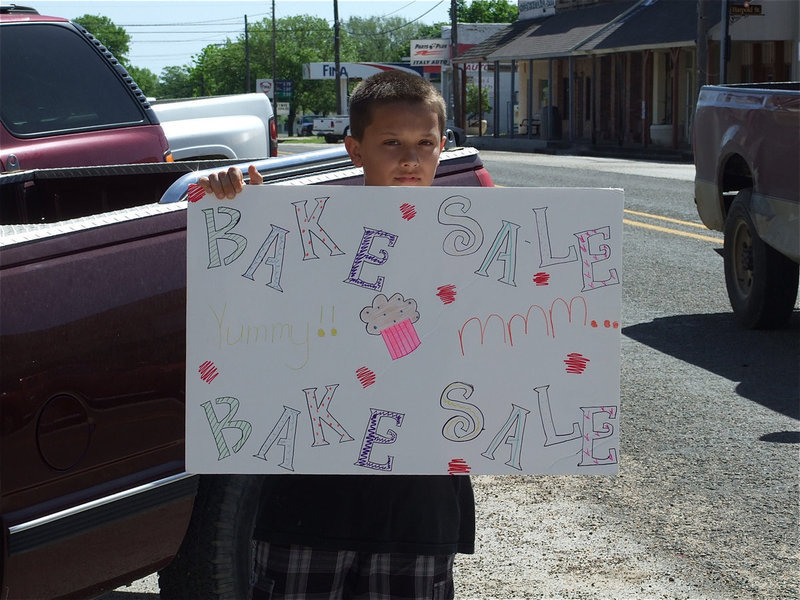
left=198, top=360, right=219, bottom=383
left=187, top=184, right=206, bottom=203
left=400, top=203, right=417, bottom=221
left=532, top=272, right=550, bottom=286
left=590, top=319, right=619, bottom=329
left=564, top=352, right=590, bottom=374
left=448, top=458, right=471, bottom=475
left=356, top=366, right=376, bottom=388
left=436, top=284, right=457, bottom=305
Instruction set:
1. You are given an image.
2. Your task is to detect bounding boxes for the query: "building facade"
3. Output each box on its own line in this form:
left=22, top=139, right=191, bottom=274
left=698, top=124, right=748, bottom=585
left=452, top=0, right=799, bottom=149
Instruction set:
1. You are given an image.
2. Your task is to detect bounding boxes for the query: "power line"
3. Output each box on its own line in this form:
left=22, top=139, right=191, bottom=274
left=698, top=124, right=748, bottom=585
left=118, top=13, right=271, bottom=27
left=343, top=1, right=445, bottom=36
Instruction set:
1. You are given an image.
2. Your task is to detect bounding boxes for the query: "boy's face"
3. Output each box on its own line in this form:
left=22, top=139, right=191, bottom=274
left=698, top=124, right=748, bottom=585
left=344, top=101, right=446, bottom=187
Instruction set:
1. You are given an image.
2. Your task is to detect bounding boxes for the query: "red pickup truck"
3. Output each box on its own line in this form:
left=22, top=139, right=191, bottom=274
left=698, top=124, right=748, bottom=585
left=693, top=82, right=800, bottom=328
left=0, top=146, right=493, bottom=599
left=0, top=6, right=172, bottom=172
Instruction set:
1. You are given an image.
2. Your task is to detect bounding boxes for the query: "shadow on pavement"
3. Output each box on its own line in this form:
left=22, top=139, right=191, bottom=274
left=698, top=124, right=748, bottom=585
left=623, top=310, right=800, bottom=422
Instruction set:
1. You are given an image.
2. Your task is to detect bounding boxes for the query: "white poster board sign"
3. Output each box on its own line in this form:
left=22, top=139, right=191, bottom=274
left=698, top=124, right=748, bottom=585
left=186, top=185, right=623, bottom=475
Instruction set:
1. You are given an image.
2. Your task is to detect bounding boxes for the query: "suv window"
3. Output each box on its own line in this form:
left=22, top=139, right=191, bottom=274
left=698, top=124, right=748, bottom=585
left=0, top=23, right=147, bottom=137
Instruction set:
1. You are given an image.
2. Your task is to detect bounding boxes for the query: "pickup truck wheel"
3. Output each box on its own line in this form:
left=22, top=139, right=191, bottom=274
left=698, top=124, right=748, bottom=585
left=723, top=190, right=799, bottom=328
left=158, top=475, right=265, bottom=600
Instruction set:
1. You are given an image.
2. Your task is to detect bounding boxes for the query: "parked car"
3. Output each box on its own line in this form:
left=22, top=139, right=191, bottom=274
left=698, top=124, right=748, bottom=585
left=295, top=114, right=321, bottom=136
left=0, top=5, right=172, bottom=172
left=313, top=115, right=350, bottom=142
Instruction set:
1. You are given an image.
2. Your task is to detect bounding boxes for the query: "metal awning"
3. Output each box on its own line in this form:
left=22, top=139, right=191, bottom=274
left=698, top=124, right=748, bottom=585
left=452, top=0, right=725, bottom=63
left=486, top=0, right=639, bottom=61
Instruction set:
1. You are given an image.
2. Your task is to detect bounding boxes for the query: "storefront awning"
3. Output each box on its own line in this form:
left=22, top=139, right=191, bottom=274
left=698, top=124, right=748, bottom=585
left=452, top=0, right=726, bottom=64
left=578, top=0, right=722, bottom=54
left=486, top=0, right=639, bottom=61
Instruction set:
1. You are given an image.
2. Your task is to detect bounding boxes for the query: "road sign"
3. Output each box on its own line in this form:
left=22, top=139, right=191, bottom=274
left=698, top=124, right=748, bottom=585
left=729, top=3, right=762, bottom=15
left=256, top=78, right=273, bottom=99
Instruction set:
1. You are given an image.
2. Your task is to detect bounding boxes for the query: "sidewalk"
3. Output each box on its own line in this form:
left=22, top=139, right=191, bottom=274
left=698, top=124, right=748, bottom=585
left=278, top=134, right=695, bottom=163
left=464, top=133, right=694, bottom=163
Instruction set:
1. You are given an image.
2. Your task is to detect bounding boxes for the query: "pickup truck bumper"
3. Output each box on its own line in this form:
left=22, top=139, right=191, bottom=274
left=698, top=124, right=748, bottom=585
left=696, top=179, right=800, bottom=263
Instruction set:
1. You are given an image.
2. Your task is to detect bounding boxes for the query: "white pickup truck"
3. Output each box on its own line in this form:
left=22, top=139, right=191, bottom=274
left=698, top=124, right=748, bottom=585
left=312, top=115, right=350, bottom=143
left=152, top=93, right=278, bottom=160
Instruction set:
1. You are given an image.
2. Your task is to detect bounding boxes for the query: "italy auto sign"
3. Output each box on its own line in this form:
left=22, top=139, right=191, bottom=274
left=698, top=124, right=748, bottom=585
left=410, top=39, right=451, bottom=66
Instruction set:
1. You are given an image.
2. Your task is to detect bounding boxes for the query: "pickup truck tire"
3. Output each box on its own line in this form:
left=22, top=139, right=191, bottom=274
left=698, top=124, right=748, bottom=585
left=158, top=475, right=265, bottom=600
left=723, top=190, right=799, bottom=329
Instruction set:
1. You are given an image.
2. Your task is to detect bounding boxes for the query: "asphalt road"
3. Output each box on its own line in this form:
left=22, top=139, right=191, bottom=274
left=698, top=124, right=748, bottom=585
left=111, top=146, right=798, bottom=600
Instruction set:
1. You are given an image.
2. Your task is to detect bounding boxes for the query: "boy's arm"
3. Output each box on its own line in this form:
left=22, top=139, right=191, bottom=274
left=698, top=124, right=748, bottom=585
left=198, top=164, right=264, bottom=199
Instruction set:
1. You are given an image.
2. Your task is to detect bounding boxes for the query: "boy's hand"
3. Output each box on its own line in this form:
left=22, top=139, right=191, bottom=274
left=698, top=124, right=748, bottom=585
left=198, top=164, right=264, bottom=199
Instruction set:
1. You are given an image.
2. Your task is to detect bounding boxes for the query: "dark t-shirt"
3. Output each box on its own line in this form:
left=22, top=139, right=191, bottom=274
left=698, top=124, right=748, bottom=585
left=253, top=474, right=475, bottom=555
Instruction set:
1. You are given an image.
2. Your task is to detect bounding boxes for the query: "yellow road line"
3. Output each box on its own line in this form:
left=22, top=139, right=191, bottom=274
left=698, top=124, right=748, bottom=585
left=624, top=208, right=709, bottom=229
left=492, top=186, right=722, bottom=243
left=623, top=218, right=722, bottom=243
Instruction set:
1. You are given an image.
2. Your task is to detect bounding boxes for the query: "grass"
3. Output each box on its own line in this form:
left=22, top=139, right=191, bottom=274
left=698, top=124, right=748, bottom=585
left=278, top=136, right=327, bottom=144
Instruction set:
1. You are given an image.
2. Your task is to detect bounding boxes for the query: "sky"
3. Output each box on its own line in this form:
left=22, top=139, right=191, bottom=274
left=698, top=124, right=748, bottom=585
left=32, top=1, right=453, bottom=75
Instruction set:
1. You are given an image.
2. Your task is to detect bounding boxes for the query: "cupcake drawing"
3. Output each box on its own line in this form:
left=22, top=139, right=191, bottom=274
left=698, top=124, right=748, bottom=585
left=360, top=293, right=421, bottom=360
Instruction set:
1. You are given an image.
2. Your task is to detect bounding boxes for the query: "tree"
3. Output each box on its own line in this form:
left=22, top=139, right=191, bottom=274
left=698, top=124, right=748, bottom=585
left=343, top=16, right=446, bottom=63
left=452, top=0, right=518, bottom=23
left=183, top=15, right=338, bottom=121
left=126, top=66, right=158, bottom=97
left=157, top=66, right=196, bottom=100
left=73, top=14, right=131, bottom=65
left=465, top=83, right=491, bottom=118
left=182, top=13, right=452, bottom=120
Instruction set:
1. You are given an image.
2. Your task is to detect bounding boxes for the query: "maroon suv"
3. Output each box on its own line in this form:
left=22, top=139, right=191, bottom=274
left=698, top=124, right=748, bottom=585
left=0, top=6, right=172, bottom=172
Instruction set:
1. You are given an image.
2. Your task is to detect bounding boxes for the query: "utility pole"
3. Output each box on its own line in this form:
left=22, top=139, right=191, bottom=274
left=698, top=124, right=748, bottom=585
left=696, top=0, right=708, bottom=96
left=334, top=0, right=343, bottom=114
left=245, top=15, right=251, bottom=92
left=272, top=0, right=277, bottom=86
left=451, top=0, right=462, bottom=129
left=719, top=0, right=729, bottom=84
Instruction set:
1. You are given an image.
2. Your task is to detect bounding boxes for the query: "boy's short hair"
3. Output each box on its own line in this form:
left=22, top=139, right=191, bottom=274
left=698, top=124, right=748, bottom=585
left=348, top=71, right=446, bottom=140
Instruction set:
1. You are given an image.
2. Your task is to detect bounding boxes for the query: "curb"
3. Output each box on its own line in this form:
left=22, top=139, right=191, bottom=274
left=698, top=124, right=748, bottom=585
left=464, top=135, right=694, bottom=163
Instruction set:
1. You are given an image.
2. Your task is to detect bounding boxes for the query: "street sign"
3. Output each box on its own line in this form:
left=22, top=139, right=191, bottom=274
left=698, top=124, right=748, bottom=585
left=729, top=3, right=762, bottom=16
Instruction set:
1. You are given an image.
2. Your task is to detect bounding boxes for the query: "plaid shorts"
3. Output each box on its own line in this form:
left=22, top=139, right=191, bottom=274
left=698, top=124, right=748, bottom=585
left=250, top=541, right=455, bottom=600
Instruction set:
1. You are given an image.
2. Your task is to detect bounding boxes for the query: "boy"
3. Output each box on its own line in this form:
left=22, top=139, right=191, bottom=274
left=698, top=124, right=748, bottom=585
left=199, top=71, right=475, bottom=600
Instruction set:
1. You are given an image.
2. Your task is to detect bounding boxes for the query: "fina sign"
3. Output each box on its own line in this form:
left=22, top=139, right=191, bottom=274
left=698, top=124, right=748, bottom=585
left=256, top=78, right=273, bottom=99
left=303, top=62, right=421, bottom=80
